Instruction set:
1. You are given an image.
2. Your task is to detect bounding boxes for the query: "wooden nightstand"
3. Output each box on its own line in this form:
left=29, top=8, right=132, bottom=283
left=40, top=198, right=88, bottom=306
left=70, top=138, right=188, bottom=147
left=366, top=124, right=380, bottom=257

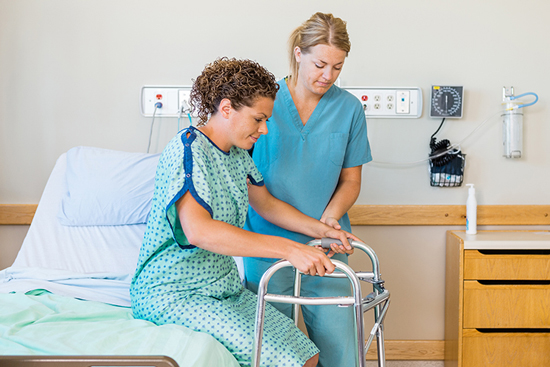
left=445, top=230, right=550, bottom=366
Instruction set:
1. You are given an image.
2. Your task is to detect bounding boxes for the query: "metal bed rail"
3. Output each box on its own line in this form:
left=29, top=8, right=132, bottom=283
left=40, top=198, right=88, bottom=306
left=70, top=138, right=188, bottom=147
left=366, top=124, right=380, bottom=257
left=0, top=356, right=180, bottom=367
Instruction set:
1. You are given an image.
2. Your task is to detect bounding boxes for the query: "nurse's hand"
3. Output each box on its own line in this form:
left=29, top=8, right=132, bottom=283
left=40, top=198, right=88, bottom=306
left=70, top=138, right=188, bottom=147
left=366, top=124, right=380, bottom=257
left=320, top=216, right=341, bottom=230
left=320, top=227, right=359, bottom=255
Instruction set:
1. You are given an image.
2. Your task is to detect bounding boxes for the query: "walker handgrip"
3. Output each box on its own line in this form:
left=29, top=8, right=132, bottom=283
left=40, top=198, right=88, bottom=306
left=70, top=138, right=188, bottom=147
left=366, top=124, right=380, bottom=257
left=320, top=238, right=345, bottom=249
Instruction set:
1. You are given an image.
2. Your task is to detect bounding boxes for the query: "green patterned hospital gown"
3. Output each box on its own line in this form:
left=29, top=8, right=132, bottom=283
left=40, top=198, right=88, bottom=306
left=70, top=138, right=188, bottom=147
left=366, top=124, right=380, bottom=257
left=130, top=127, right=319, bottom=367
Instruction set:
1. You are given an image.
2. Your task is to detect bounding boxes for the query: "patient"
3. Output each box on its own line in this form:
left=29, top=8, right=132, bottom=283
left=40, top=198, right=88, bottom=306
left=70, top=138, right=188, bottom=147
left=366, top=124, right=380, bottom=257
left=130, top=57, right=357, bottom=367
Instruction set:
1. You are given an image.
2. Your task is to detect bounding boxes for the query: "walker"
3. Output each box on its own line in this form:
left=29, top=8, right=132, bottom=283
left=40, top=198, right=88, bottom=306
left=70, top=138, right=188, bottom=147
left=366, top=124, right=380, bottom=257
left=252, top=239, right=390, bottom=367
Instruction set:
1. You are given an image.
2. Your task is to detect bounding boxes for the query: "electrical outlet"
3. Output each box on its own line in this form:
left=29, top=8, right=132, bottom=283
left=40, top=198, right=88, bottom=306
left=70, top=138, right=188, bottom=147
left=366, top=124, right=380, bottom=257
left=141, top=86, right=192, bottom=117
left=343, top=87, right=422, bottom=118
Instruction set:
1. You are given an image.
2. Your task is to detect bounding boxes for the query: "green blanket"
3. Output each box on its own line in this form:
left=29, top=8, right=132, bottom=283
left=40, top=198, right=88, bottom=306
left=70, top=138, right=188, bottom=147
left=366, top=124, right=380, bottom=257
left=0, top=291, right=240, bottom=367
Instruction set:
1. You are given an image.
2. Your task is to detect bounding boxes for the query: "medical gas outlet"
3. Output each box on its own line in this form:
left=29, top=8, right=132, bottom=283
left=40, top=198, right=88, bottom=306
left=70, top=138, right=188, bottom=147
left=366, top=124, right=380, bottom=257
left=344, top=87, right=422, bottom=118
left=141, top=86, right=193, bottom=117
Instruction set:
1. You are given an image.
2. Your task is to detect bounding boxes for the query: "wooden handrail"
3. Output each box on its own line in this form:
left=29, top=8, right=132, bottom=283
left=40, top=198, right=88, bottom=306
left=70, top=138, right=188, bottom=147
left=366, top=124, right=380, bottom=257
left=0, top=204, right=38, bottom=225
left=349, top=205, right=550, bottom=226
left=2, top=204, right=549, bottom=226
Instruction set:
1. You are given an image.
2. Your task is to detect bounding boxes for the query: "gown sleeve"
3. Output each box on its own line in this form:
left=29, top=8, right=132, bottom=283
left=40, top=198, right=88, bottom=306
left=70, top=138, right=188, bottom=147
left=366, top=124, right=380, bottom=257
left=242, top=149, right=264, bottom=186
left=161, top=130, right=218, bottom=248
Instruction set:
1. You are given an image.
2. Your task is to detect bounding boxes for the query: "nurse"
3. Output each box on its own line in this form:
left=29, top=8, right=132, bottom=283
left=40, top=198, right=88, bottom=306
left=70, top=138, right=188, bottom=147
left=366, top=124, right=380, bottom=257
left=131, top=57, right=358, bottom=367
left=244, top=13, right=372, bottom=367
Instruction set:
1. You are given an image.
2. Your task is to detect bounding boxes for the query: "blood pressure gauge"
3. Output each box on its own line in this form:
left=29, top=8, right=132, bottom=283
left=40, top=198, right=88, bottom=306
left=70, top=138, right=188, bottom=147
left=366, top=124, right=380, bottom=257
left=430, top=85, right=464, bottom=118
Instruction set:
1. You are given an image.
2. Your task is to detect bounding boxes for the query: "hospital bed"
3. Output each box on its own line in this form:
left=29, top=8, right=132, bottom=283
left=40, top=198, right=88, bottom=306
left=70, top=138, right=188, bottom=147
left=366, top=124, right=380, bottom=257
left=0, top=146, right=241, bottom=367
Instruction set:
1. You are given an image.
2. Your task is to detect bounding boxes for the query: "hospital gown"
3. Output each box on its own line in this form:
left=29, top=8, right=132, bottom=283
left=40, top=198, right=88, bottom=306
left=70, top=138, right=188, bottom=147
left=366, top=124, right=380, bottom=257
left=130, top=127, right=318, bottom=367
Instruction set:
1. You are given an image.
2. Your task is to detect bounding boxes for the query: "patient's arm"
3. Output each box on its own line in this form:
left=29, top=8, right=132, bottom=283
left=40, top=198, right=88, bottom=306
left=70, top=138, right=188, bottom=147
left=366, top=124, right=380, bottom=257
left=176, top=191, right=336, bottom=276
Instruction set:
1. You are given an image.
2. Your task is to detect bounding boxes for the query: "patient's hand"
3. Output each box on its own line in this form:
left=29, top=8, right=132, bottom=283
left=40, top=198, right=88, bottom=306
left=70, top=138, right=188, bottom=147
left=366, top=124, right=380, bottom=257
left=287, top=244, right=335, bottom=277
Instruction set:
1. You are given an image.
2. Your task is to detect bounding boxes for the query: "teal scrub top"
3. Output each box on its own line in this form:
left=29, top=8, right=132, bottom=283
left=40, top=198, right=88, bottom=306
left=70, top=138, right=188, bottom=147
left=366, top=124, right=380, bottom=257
left=245, top=78, right=371, bottom=251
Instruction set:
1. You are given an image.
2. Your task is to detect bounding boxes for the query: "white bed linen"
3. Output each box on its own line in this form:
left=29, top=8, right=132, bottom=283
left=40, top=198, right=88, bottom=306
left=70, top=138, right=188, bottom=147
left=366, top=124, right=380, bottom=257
left=12, top=153, right=147, bottom=274
left=0, top=153, right=144, bottom=305
left=0, top=150, right=245, bottom=306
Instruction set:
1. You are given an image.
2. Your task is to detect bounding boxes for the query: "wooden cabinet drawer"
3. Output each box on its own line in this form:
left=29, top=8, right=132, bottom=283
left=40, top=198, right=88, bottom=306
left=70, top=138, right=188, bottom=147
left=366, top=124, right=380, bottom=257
left=463, top=281, right=550, bottom=328
left=462, top=329, right=550, bottom=366
left=464, top=250, right=550, bottom=280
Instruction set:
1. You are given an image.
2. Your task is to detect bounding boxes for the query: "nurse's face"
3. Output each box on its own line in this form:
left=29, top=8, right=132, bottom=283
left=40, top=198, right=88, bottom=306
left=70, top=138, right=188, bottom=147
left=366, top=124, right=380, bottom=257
left=295, top=44, right=347, bottom=96
left=229, top=96, right=274, bottom=150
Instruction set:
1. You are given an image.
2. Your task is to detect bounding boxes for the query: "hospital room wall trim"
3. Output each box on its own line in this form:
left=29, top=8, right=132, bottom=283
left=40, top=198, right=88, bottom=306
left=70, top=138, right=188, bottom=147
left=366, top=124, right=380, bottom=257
left=0, top=204, right=38, bottom=225
left=348, top=205, right=550, bottom=226
left=2, top=204, right=549, bottom=226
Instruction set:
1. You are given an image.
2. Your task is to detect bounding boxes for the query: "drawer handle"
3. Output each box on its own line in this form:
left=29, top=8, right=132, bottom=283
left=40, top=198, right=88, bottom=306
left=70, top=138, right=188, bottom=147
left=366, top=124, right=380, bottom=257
left=476, top=328, right=550, bottom=333
left=477, top=280, right=550, bottom=285
left=478, top=249, right=550, bottom=255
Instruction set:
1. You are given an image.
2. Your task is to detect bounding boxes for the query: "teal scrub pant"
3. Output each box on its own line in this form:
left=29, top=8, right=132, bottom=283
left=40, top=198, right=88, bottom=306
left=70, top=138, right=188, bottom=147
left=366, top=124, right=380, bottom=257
left=244, top=253, right=357, bottom=367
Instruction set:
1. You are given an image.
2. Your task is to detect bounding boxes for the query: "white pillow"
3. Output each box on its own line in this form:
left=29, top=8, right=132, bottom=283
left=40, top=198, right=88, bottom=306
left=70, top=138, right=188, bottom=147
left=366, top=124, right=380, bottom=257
left=57, top=146, right=160, bottom=226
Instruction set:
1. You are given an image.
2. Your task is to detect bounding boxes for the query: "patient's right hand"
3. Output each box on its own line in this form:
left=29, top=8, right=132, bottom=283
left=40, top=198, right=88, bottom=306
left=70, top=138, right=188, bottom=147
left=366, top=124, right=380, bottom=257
left=286, top=244, right=335, bottom=277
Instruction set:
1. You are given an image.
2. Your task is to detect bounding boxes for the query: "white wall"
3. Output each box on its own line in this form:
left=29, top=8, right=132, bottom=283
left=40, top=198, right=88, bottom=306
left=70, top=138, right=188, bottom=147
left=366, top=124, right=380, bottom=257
left=2, top=0, right=550, bottom=340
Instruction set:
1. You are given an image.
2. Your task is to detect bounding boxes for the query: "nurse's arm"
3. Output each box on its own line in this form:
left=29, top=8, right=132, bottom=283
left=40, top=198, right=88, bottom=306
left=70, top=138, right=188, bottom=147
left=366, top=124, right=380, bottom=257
left=248, top=184, right=358, bottom=253
left=320, top=165, right=362, bottom=229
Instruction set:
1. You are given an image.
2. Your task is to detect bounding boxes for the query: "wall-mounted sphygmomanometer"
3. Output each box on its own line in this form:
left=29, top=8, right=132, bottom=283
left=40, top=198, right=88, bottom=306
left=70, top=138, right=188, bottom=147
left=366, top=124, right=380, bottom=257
left=428, top=85, right=465, bottom=187
left=429, top=85, right=464, bottom=118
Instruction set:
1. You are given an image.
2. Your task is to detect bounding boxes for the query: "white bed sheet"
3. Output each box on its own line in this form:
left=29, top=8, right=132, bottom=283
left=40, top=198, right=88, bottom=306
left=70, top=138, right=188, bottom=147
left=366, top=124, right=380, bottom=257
left=0, top=153, right=144, bottom=305
left=0, top=150, right=245, bottom=306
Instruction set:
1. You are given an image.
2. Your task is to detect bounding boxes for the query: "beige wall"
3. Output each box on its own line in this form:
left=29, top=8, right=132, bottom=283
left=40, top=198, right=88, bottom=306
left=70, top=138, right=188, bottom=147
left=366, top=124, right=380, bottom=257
left=1, top=0, right=550, bottom=340
left=0, top=225, right=28, bottom=270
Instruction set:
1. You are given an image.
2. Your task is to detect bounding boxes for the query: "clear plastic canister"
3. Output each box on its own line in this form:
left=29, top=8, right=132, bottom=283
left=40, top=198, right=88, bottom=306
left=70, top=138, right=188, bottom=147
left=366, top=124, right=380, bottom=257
left=502, top=107, right=523, bottom=158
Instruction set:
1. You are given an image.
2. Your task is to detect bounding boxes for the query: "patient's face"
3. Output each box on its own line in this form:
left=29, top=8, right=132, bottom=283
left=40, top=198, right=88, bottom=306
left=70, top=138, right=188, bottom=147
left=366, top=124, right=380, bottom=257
left=229, top=96, right=274, bottom=150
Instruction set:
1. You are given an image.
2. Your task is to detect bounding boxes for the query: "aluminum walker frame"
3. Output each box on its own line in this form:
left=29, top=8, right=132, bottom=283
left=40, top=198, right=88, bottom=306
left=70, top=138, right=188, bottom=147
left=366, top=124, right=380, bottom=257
left=252, top=239, right=390, bottom=367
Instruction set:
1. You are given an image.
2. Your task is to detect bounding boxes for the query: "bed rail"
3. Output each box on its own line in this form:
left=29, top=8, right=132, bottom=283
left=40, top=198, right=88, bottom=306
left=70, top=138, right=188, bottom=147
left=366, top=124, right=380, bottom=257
left=0, top=356, right=179, bottom=367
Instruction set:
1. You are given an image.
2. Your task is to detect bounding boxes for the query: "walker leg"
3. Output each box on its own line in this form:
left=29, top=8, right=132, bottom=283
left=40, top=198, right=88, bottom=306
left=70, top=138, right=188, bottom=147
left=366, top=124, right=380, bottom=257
left=354, top=301, right=366, bottom=367
left=252, top=285, right=268, bottom=367
left=292, top=268, right=301, bottom=326
left=375, top=304, right=386, bottom=367
left=376, top=325, right=386, bottom=367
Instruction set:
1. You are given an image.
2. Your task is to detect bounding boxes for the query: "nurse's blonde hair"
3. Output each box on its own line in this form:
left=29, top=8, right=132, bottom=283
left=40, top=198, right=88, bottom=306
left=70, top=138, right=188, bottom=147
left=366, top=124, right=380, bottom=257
left=288, top=12, right=351, bottom=86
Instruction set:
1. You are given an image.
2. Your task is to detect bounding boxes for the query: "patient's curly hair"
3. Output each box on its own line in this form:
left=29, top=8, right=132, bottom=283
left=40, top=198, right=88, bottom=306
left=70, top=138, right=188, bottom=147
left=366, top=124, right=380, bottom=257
left=189, top=57, right=279, bottom=126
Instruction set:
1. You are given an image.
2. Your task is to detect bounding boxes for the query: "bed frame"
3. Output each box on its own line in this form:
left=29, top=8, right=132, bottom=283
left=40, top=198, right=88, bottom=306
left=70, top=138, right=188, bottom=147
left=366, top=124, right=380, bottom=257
left=0, top=356, right=178, bottom=367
